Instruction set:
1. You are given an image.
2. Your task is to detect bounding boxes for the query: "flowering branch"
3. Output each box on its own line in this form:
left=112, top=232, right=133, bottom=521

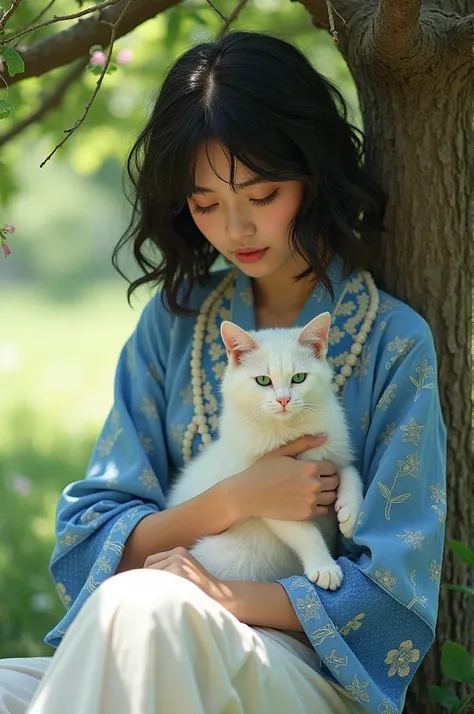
left=39, top=0, right=133, bottom=167
left=0, top=223, right=15, bottom=257
left=0, top=0, right=179, bottom=87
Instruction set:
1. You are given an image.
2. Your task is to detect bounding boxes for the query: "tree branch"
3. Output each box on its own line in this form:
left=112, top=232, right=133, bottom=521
left=371, top=0, right=423, bottom=63
left=294, top=0, right=355, bottom=40
left=216, top=0, right=250, bottom=38
left=0, top=0, right=180, bottom=87
left=0, top=58, right=87, bottom=148
left=2, top=0, right=123, bottom=45
left=0, top=0, right=23, bottom=33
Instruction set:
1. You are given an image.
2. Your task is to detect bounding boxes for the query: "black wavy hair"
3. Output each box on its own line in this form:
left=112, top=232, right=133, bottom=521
left=112, top=30, right=386, bottom=314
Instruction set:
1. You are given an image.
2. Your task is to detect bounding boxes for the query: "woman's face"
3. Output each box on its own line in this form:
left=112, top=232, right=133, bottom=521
left=187, top=141, right=306, bottom=280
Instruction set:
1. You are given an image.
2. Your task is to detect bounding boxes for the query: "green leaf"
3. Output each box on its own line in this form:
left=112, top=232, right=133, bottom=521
left=446, top=585, right=474, bottom=597
left=441, top=641, right=474, bottom=684
left=451, top=541, right=474, bottom=568
left=428, top=685, right=460, bottom=710
left=378, top=482, right=391, bottom=499
left=0, top=98, right=14, bottom=119
left=391, top=493, right=411, bottom=504
left=1, top=47, right=25, bottom=77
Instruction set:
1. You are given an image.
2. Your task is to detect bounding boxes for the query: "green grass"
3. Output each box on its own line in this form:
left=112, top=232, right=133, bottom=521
left=0, top=283, right=147, bottom=657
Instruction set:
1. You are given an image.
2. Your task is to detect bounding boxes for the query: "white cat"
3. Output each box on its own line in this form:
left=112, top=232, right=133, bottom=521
left=167, top=312, right=364, bottom=590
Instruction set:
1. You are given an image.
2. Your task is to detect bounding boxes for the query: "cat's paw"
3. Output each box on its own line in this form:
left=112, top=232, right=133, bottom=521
left=335, top=492, right=363, bottom=539
left=304, top=562, right=343, bottom=590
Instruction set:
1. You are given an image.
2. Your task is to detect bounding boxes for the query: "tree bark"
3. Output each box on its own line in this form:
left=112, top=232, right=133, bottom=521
left=300, top=1, right=473, bottom=711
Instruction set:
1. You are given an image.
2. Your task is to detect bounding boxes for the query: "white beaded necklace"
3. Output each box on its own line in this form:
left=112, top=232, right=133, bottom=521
left=182, top=269, right=379, bottom=463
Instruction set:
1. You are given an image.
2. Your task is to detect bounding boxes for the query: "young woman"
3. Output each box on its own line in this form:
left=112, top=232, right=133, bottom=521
left=0, top=31, right=446, bottom=714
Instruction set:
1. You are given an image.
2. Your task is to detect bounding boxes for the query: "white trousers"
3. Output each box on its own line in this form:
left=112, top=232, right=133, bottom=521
left=0, top=570, right=364, bottom=714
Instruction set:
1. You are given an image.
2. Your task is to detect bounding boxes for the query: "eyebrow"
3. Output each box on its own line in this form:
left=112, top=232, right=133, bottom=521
left=191, top=177, right=270, bottom=194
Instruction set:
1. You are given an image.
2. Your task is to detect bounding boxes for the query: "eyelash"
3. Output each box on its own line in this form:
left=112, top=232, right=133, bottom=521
left=192, top=189, right=280, bottom=215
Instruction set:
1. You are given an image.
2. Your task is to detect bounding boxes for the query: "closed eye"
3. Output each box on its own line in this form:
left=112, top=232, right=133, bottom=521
left=191, top=189, right=280, bottom=215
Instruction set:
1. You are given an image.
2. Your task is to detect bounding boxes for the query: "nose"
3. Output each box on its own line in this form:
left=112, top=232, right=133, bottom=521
left=226, top=212, right=256, bottom=242
left=276, top=396, right=291, bottom=408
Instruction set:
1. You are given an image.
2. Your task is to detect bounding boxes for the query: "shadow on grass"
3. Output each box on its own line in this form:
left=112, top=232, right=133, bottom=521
left=0, top=407, right=96, bottom=658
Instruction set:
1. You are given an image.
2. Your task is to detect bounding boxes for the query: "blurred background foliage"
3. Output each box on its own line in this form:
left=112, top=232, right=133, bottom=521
left=0, top=0, right=357, bottom=656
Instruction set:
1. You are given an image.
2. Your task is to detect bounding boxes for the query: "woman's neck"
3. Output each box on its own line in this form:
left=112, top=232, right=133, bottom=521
left=252, top=273, right=316, bottom=329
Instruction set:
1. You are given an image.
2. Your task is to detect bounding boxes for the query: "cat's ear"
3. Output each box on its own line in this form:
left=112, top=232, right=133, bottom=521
left=220, top=321, right=259, bottom=365
left=298, top=312, right=331, bottom=359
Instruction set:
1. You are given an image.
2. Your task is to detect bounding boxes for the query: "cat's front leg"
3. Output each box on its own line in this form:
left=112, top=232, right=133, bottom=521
left=335, top=465, right=364, bottom=539
left=264, top=519, right=343, bottom=591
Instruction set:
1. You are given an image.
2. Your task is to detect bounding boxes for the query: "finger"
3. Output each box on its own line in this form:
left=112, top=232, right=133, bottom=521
left=317, top=490, right=338, bottom=506
left=145, top=556, right=175, bottom=570
left=276, top=434, right=327, bottom=457
left=315, top=460, right=337, bottom=477
left=144, top=547, right=188, bottom=568
left=313, top=505, right=330, bottom=517
left=318, top=474, right=340, bottom=492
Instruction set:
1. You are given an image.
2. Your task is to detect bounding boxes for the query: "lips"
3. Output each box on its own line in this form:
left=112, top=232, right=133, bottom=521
left=234, top=248, right=269, bottom=264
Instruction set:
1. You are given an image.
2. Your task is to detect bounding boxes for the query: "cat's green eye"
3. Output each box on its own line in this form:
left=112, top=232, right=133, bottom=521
left=292, top=373, right=307, bottom=384
left=255, top=375, right=272, bottom=387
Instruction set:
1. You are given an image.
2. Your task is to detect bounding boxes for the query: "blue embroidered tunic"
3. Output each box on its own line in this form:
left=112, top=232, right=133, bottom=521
left=46, top=257, right=446, bottom=714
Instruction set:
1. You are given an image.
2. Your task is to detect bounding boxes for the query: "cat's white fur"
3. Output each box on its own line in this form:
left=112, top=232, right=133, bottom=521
left=167, top=313, right=364, bottom=590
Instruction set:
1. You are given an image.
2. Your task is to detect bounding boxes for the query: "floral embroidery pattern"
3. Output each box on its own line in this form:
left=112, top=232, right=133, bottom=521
left=140, top=397, right=158, bottom=420
left=378, top=452, right=420, bottom=520
left=400, top=417, right=424, bottom=446
left=385, top=337, right=416, bottom=370
left=407, top=570, right=428, bottom=611
left=56, top=583, right=71, bottom=608
left=410, top=360, right=434, bottom=402
left=295, top=590, right=322, bottom=622
left=374, top=569, right=397, bottom=591
left=81, top=509, right=101, bottom=527
left=138, top=467, right=159, bottom=491
left=60, top=533, right=77, bottom=547
left=429, top=561, right=441, bottom=584
left=378, top=699, right=399, bottom=714
left=361, top=410, right=370, bottom=434
left=385, top=640, right=420, bottom=677
left=138, top=431, right=154, bottom=454
left=323, top=649, right=349, bottom=675
left=148, top=362, right=162, bottom=384
left=346, top=674, right=370, bottom=703
left=98, top=409, right=123, bottom=457
left=379, top=422, right=397, bottom=446
left=338, top=612, right=365, bottom=636
left=310, top=622, right=337, bottom=646
left=429, top=483, right=445, bottom=504
left=397, top=529, right=425, bottom=551
left=377, top=384, right=397, bottom=412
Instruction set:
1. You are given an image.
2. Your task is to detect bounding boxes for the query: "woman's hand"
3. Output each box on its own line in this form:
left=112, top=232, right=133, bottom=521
left=144, top=547, right=225, bottom=602
left=227, top=435, right=339, bottom=522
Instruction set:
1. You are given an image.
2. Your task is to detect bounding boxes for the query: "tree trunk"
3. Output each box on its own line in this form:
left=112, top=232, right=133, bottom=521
left=299, top=2, right=473, bottom=711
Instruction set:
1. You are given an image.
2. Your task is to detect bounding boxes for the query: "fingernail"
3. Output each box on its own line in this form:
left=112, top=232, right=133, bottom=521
left=316, top=433, right=328, bottom=440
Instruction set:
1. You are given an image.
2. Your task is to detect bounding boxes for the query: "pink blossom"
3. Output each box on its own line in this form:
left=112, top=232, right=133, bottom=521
left=3, top=224, right=15, bottom=234
left=2, top=242, right=11, bottom=257
left=117, top=48, right=134, bottom=66
left=11, top=475, right=32, bottom=495
left=90, top=51, right=107, bottom=66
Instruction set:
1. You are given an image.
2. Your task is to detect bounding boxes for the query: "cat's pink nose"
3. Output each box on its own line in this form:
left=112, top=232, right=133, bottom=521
left=276, top=396, right=291, bottom=408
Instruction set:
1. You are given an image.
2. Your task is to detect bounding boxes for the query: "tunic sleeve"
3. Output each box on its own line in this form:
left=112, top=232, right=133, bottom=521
left=279, top=318, right=447, bottom=714
left=45, top=294, right=174, bottom=647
